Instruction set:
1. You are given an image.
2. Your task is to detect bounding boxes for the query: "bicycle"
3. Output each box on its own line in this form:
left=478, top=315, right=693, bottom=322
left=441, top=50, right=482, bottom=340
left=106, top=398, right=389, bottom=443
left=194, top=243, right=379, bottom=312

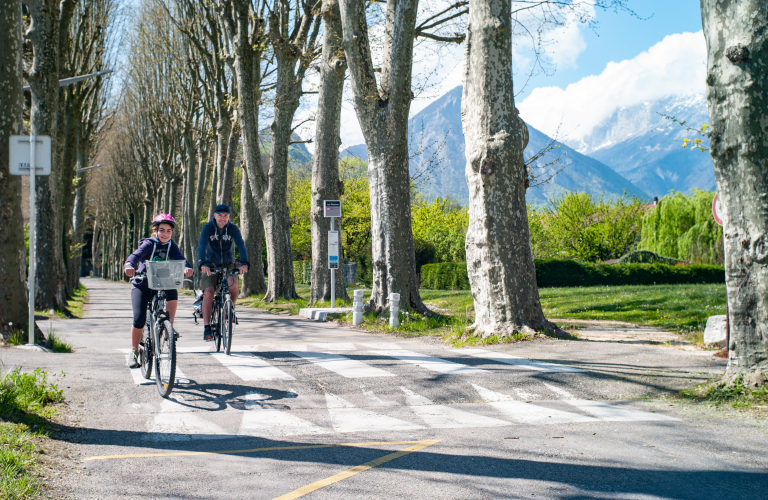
left=135, top=272, right=178, bottom=398
left=196, top=262, right=240, bottom=355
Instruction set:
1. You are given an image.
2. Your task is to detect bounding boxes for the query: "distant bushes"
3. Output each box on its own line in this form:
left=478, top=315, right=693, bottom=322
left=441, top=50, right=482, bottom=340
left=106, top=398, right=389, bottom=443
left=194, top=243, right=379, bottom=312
left=292, top=260, right=312, bottom=285
left=421, top=259, right=724, bottom=290
left=617, top=250, right=686, bottom=265
left=639, top=190, right=723, bottom=264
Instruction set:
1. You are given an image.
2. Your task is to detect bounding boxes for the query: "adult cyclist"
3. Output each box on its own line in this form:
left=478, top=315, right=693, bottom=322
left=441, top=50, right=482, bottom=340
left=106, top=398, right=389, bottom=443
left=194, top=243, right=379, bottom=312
left=124, top=214, right=193, bottom=368
left=197, top=204, right=249, bottom=341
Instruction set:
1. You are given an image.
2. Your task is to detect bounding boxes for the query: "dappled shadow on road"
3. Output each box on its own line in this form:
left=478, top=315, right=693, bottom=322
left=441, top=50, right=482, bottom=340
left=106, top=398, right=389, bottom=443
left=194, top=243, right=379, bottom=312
left=56, top=422, right=768, bottom=500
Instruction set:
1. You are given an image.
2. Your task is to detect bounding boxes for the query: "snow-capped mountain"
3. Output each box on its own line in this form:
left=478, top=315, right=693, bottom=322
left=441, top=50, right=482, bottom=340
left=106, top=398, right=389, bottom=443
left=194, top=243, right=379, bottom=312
left=341, top=86, right=647, bottom=206
left=575, top=94, right=715, bottom=197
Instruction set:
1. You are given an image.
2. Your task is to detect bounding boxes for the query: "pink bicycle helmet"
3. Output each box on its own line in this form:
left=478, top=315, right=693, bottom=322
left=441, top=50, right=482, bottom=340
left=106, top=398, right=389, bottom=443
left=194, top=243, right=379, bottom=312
left=151, top=213, right=176, bottom=228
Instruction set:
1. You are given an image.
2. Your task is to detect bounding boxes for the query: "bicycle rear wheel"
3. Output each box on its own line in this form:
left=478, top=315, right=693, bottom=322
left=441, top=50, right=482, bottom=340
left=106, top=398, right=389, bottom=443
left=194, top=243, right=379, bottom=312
left=154, top=319, right=176, bottom=398
left=139, top=322, right=153, bottom=379
left=222, top=299, right=234, bottom=355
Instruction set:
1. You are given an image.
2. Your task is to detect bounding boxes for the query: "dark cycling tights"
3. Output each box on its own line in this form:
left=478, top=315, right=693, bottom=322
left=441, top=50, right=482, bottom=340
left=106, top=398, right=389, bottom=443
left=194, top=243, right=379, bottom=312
left=131, top=287, right=178, bottom=329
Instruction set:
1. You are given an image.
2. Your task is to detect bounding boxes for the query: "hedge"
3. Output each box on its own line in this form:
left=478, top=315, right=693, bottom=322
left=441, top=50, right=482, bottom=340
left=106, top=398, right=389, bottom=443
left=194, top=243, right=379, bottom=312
left=292, top=260, right=312, bottom=285
left=420, top=259, right=725, bottom=290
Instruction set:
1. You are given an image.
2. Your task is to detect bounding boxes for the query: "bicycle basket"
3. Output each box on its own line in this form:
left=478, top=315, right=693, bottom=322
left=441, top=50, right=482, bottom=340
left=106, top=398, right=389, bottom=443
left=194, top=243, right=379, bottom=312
left=144, top=260, right=185, bottom=290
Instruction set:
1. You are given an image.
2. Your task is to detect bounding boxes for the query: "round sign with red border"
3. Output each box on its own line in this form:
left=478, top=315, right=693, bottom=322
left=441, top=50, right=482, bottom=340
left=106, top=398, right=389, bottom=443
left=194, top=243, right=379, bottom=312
left=712, top=193, right=724, bottom=226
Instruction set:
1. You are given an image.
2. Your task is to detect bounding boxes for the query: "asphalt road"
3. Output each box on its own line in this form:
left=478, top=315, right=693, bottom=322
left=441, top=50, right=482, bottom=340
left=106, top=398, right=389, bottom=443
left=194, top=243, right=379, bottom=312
left=6, top=278, right=768, bottom=500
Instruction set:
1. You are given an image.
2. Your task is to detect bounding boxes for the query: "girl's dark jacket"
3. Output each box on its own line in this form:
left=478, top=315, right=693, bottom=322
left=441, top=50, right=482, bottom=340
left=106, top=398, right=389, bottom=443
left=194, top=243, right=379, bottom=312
left=124, top=238, right=192, bottom=289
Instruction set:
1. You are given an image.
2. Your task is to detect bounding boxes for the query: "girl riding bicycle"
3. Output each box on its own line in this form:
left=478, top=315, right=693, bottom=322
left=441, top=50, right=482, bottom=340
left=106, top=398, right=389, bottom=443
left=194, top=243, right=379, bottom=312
left=124, top=214, right=193, bottom=368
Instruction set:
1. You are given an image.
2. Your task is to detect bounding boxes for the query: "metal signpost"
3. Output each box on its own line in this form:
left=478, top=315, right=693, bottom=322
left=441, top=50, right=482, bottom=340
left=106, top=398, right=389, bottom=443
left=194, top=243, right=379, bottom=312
left=324, top=200, right=342, bottom=309
left=9, top=135, right=52, bottom=346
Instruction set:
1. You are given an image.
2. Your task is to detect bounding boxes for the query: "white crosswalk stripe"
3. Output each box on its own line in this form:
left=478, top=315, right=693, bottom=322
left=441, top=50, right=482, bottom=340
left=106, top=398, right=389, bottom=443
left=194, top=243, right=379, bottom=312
left=453, top=349, right=582, bottom=373
left=125, top=355, right=189, bottom=385
left=370, top=350, right=488, bottom=375
left=472, top=384, right=596, bottom=424
left=309, top=342, right=356, bottom=351
left=402, top=387, right=511, bottom=429
left=293, top=351, right=395, bottom=378
left=238, top=393, right=328, bottom=437
left=147, top=398, right=232, bottom=441
left=212, top=352, right=295, bottom=381
left=325, top=393, right=423, bottom=433
left=542, top=383, right=678, bottom=422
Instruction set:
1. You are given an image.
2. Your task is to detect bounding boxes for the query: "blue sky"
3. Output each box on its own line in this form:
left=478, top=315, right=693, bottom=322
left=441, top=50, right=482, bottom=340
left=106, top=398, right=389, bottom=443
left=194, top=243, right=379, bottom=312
left=516, top=0, right=704, bottom=101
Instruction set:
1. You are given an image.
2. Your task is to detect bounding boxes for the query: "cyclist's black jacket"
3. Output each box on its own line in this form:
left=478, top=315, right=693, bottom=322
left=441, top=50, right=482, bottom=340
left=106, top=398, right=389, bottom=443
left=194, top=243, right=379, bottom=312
left=124, top=238, right=192, bottom=290
left=197, top=218, right=249, bottom=269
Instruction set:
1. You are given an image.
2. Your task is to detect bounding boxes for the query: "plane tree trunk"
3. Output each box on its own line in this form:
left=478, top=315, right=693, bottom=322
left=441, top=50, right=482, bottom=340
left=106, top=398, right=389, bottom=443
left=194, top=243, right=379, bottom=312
left=240, top=166, right=267, bottom=296
left=701, top=0, right=768, bottom=385
left=339, top=0, right=428, bottom=314
left=461, top=0, right=552, bottom=339
left=25, top=0, right=71, bottom=310
left=0, top=0, right=29, bottom=329
left=310, top=0, right=348, bottom=305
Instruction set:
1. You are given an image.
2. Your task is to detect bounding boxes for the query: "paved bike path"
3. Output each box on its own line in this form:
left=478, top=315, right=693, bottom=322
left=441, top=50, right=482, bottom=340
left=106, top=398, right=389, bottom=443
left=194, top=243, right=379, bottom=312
left=6, top=278, right=768, bottom=499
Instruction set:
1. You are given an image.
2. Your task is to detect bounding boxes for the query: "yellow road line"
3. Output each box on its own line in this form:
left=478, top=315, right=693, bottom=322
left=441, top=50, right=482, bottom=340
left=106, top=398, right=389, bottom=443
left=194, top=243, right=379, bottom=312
left=272, top=440, right=441, bottom=500
left=84, top=440, right=428, bottom=461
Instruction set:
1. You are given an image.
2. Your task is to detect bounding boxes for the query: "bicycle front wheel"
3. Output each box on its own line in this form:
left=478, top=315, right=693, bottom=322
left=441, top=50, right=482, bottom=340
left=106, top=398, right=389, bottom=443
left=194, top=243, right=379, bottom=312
left=223, top=299, right=234, bottom=355
left=139, top=323, right=153, bottom=379
left=154, top=319, right=176, bottom=398
left=212, top=306, right=222, bottom=353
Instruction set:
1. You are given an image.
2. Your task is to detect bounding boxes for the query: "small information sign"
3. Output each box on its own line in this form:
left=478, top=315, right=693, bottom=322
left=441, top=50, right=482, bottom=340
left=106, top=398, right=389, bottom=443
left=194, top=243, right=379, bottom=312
left=9, top=135, right=52, bottom=175
left=324, top=200, right=341, bottom=218
left=328, top=230, right=339, bottom=269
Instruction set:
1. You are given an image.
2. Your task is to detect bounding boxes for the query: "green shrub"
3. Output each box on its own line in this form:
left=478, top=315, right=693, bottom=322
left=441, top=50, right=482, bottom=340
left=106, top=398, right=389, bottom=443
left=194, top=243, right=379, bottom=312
left=639, top=190, right=724, bottom=264
left=421, top=259, right=724, bottom=290
left=420, top=262, right=470, bottom=290
left=617, top=250, right=686, bottom=265
left=292, top=260, right=312, bottom=285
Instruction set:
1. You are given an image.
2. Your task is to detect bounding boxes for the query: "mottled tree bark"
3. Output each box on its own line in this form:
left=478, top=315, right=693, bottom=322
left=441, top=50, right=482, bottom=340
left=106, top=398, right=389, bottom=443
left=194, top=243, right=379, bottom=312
left=240, top=167, right=267, bottom=296
left=26, top=0, right=68, bottom=310
left=701, top=0, right=768, bottom=383
left=218, top=122, right=239, bottom=206
left=310, top=0, right=348, bottom=305
left=339, top=0, right=427, bottom=313
left=219, top=0, right=309, bottom=302
left=0, top=0, right=29, bottom=329
left=461, top=0, right=551, bottom=338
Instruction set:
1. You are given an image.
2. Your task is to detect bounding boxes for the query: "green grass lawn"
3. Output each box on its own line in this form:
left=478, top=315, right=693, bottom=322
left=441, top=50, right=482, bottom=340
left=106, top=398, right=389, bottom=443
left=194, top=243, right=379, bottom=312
left=237, top=282, right=726, bottom=340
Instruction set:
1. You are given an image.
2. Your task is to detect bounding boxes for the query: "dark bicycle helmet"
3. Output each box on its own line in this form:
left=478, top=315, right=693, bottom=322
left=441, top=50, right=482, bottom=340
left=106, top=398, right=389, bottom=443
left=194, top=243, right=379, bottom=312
left=151, top=213, right=176, bottom=229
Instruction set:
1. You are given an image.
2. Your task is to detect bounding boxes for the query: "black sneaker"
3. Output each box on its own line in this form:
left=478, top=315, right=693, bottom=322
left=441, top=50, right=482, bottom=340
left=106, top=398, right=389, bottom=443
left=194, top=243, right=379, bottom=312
left=128, top=349, right=140, bottom=368
left=203, top=325, right=213, bottom=341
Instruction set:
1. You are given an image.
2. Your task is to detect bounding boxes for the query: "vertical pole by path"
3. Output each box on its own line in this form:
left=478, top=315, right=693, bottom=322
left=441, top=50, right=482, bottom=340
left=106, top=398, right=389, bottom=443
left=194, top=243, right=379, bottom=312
left=28, top=134, right=36, bottom=345
left=330, top=217, right=335, bottom=309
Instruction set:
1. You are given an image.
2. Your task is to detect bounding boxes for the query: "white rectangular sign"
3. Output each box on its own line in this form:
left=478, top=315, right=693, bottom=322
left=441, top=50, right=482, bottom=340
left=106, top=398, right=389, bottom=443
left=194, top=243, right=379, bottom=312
left=9, top=135, right=52, bottom=175
left=328, top=230, right=339, bottom=269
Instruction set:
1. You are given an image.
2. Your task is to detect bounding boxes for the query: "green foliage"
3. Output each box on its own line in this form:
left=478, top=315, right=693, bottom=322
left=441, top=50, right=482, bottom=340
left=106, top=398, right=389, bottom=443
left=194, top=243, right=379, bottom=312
left=421, top=259, right=725, bottom=290
left=617, top=250, right=685, bottom=265
left=339, top=157, right=372, bottom=257
left=639, top=190, right=723, bottom=264
left=420, top=262, right=470, bottom=290
left=0, top=368, right=64, bottom=419
left=411, top=196, right=468, bottom=266
left=292, top=260, right=312, bottom=285
left=46, top=331, right=73, bottom=353
left=287, top=170, right=312, bottom=260
left=529, top=192, right=646, bottom=262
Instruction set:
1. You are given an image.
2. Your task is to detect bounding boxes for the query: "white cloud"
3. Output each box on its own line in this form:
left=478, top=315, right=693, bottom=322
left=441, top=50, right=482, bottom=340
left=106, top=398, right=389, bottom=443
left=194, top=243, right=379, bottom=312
left=518, top=31, right=707, bottom=144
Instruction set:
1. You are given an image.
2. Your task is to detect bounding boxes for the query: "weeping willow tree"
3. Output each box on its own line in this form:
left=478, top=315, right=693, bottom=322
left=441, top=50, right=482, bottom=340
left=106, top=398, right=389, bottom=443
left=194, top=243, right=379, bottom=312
left=639, top=190, right=723, bottom=264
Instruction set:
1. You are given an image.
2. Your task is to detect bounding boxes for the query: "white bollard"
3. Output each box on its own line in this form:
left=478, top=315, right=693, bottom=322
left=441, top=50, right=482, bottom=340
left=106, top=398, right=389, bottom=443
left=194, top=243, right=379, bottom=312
left=389, top=293, right=400, bottom=328
left=352, top=289, right=364, bottom=326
